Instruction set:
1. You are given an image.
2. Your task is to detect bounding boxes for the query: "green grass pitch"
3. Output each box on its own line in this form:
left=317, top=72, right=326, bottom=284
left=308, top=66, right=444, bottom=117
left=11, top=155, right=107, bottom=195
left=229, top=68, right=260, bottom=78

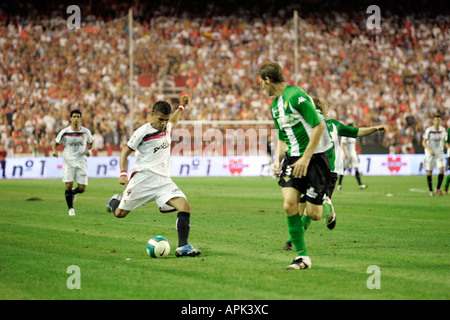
left=0, top=176, right=448, bottom=300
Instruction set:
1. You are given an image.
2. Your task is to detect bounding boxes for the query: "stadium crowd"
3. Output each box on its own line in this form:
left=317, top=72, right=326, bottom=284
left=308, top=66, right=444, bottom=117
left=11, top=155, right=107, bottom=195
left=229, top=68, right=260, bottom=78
left=0, top=1, right=449, bottom=156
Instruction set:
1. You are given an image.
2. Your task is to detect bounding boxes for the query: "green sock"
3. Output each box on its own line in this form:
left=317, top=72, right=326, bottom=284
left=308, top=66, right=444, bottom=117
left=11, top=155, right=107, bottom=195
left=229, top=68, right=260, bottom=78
left=287, top=213, right=307, bottom=256
left=322, top=202, right=332, bottom=219
left=445, top=175, right=450, bottom=191
left=301, top=215, right=312, bottom=230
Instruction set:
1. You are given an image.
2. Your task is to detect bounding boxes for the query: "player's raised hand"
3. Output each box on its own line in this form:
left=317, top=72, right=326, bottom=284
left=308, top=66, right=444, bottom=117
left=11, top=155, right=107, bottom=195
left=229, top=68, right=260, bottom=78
left=180, top=94, right=190, bottom=106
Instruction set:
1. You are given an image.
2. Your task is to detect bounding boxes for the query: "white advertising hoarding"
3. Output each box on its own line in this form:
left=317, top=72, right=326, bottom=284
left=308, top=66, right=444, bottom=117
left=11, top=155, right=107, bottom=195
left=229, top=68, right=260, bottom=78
left=1, top=154, right=446, bottom=179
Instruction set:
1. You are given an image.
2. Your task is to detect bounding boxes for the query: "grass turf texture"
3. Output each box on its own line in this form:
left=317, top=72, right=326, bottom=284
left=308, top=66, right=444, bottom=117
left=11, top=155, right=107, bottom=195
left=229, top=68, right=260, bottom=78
left=0, top=176, right=448, bottom=300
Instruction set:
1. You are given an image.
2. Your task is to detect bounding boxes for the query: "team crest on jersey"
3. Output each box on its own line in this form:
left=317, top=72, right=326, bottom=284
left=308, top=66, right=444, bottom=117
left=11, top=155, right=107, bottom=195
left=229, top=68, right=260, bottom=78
left=284, top=101, right=288, bottom=109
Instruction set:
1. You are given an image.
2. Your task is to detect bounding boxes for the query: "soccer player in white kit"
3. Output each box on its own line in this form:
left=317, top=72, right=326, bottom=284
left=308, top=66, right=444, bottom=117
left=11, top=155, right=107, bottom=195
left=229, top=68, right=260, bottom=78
left=53, top=110, right=93, bottom=216
left=106, top=95, right=201, bottom=257
left=422, top=114, right=447, bottom=196
left=338, top=123, right=367, bottom=190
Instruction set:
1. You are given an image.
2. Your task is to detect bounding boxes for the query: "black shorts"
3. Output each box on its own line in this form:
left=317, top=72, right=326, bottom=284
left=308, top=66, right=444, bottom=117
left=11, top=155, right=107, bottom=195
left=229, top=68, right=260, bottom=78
left=328, top=172, right=338, bottom=199
left=278, top=152, right=331, bottom=205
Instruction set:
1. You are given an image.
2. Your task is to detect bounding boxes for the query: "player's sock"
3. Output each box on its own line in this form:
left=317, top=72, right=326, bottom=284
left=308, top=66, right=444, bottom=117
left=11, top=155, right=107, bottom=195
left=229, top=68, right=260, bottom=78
left=176, top=211, right=190, bottom=247
left=109, top=199, right=120, bottom=213
left=72, top=187, right=83, bottom=194
left=338, top=174, right=343, bottom=186
left=65, top=190, right=73, bottom=209
left=322, top=201, right=332, bottom=218
left=287, top=213, right=307, bottom=256
left=355, top=170, right=362, bottom=185
left=437, top=174, right=444, bottom=190
left=445, top=175, right=450, bottom=191
left=301, top=215, right=312, bottom=231
left=427, top=175, right=433, bottom=191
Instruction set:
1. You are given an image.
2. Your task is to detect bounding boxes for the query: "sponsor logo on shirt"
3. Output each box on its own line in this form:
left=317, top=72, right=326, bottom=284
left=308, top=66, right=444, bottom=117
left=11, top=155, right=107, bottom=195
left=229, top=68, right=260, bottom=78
left=153, top=141, right=169, bottom=153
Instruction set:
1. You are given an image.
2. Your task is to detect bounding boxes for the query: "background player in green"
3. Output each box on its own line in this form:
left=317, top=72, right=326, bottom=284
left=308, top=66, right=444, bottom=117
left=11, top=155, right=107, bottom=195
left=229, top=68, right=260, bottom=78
left=258, top=61, right=333, bottom=270
left=314, top=98, right=386, bottom=199
left=444, top=127, right=450, bottom=194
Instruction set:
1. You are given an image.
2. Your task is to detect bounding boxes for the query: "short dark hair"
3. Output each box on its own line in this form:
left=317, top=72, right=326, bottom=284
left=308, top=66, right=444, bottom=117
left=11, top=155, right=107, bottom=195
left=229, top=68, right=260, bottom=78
left=70, top=110, right=82, bottom=117
left=257, top=61, right=285, bottom=83
left=153, top=101, right=172, bottom=115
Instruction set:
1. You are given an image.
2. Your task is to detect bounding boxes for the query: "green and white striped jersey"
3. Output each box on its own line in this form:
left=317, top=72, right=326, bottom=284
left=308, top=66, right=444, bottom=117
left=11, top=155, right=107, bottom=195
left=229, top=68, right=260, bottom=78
left=326, top=119, right=359, bottom=175
left=270, top=86, right=332, bottom=157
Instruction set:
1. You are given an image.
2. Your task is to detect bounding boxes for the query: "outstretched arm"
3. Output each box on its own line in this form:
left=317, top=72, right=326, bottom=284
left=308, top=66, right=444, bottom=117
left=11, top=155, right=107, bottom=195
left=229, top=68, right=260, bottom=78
left=170, top=94, right=190, bottom=128
left=357, top=125, right=386, bottom=137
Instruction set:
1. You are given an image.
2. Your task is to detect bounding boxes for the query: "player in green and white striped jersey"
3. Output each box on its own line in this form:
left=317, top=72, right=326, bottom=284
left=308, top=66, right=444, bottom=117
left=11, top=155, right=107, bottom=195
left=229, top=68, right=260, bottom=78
left=258, top=61, right=333, bottom=270
left=445, top=128, right=450, bottom=194
left=283, top=99, right=385, bottom=251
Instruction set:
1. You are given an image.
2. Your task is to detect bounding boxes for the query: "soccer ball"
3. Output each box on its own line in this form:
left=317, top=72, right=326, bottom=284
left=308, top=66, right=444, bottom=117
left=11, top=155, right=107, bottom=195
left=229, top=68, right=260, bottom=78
left=146, top=236, right=170, bottom=258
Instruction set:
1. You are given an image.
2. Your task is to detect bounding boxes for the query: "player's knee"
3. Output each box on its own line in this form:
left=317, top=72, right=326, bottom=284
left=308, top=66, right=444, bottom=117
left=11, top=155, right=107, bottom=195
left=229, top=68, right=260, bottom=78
left=283, top=200, right=298, bottom=215
left=114, top=209, right=129, bottom=218
left=179, top=201, right=191, bottom=213
left=305, top=204, right=323, bottom=220
left=308, top=210, right=322, bottom=220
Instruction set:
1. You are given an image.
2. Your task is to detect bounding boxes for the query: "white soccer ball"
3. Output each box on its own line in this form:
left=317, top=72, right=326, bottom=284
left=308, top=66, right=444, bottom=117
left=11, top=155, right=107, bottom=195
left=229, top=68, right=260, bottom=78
left=146, top=236, right=170, bottom=258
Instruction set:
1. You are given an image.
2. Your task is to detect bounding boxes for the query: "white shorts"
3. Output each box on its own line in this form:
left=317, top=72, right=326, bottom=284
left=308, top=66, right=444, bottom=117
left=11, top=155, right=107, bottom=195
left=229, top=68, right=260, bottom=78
left=62, top=159, right=88, bottom=185
left=118, top=170, right=186, bottom=211
left=344, top=153, right=359, bottom=169
left=424, top=153, right=445, bottom=171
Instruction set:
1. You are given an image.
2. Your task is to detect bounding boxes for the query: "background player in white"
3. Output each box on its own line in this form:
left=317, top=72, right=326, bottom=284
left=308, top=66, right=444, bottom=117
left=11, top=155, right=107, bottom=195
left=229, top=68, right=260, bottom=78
left=337, top=122, right=367, bottom=190
left=53, top=110, right=93, bottom=216
left=422, top=114, right=446, bottom=196
left=106, top=95, right=201, bottom=257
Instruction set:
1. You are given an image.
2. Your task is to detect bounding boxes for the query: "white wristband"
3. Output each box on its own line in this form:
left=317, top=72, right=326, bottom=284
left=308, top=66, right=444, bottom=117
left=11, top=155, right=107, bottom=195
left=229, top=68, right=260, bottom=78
left=178, top=104, right=186, bottom=111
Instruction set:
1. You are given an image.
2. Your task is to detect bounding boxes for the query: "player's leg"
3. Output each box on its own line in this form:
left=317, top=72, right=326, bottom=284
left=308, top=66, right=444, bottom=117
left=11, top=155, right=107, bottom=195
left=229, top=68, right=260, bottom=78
left=64, top=181, right=75, bottom=213
left=165, top=197, right=201, bottom=257
left=436, top=166, right=444, bottom=196
left=72, top=184, right=86, bottom=194
left=444, top=156, right=450, bottom=195
left=283, top=187, right=311, bottom=269
left=71, top=161, right=89, bottom=205
left=62, top=161, right=76, bottom=215
left=444, top=175, right=450, bottom=194
left=425, top=155, right=435, bottom=196
left=426, top=171, right=434, bottom=196
left=354, top=167, right=367, bottom=189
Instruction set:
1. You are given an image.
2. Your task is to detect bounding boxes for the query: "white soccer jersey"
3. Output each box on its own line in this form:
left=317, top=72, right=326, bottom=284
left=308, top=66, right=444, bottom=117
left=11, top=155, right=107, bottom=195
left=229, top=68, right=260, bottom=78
left=55, top=126, right=94, bottom=160
left=127, top=122, right=172, bottom=177
left=423, top=125, right=446, bottom=156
